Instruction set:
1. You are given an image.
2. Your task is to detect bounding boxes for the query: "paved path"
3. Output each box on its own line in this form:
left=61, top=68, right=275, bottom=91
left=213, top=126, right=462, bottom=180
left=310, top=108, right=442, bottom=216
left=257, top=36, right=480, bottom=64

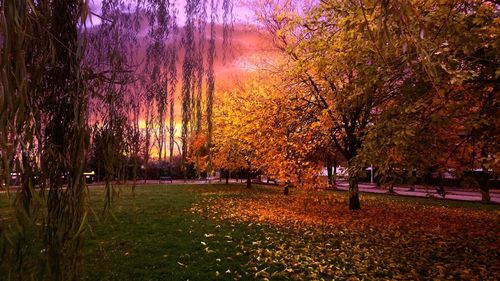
left=333, top=180, right=500, bottom=204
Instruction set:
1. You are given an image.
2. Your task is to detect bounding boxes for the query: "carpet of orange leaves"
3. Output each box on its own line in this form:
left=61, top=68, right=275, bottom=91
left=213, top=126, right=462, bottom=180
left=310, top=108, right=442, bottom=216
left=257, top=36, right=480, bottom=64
left=190, top=187, right=500, bottom=280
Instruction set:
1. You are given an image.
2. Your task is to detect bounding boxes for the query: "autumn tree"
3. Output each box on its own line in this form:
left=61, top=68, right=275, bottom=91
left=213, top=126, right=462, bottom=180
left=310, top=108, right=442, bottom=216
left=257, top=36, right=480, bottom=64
left=252, top=0, right=410, bottom=209
left=212, top=76, right=324, bottom=190
left=352, top=0, right=500, bottom=202
left=213, top=86, right=262, bottom=188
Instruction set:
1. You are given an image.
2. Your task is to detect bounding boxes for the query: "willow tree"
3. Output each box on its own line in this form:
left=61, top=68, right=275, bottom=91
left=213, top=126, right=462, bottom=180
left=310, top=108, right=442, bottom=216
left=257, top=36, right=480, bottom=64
left=86, top=0, right=139, bottom=208
left=180, top=0, right=197, bottom=178
left=1, top=0, right=90, bottom=279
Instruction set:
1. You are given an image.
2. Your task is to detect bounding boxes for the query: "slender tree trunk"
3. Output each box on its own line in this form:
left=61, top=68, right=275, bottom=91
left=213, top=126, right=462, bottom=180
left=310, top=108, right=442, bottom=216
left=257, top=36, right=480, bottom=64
left=333, top=157, right=337, bottom=186
left=326, top=155, right=333, bottom=189
left=225, top=170, right=229, bottom=184
left=480, top=149, right=491, bottom=203
left=132, top=159, right=137, bottom=196
left=283, top=181, right=290, bottom=196
left=246, top=165, right=252, bottom=188
left=348, top=175, right=361, bottom=210
left=20, top=152, right=33, bottom=217
left=408, top=170, right=416, bottom=191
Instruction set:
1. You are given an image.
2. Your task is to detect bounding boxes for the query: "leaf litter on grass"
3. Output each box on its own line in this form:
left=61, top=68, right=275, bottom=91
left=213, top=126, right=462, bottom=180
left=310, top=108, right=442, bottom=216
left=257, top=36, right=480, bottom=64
left=190, top=188, right=500, bottom=280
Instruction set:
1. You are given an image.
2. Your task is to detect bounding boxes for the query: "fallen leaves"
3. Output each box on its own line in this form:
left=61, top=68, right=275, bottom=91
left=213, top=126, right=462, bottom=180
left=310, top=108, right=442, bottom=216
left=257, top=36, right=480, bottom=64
left=190, top=187, right=500, bottom=280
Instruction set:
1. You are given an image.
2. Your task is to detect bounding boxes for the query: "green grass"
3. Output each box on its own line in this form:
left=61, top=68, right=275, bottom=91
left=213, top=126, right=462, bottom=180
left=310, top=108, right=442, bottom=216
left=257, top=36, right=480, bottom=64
left=82, top=184, right=272, bottom=281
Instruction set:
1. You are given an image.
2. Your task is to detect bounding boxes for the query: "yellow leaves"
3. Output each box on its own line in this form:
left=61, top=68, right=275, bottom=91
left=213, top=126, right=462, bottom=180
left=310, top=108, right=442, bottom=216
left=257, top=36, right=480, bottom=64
left=213, top=74, right=307, bottom=176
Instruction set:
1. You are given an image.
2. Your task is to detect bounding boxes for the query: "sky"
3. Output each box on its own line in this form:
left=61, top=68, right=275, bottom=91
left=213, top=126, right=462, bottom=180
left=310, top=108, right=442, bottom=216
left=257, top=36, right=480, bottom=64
left=87, top=0, right=256, bottom=26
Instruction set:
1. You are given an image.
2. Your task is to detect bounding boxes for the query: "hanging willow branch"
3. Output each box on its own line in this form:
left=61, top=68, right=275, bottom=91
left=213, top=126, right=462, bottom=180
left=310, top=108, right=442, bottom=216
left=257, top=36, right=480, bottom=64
left=167, top=2, right=179, bottom=176
left=222, top=0, right=234, bottom=61
left=180, top=0, right=198, bottom=178
left=205, top=0, right=217, bottom=177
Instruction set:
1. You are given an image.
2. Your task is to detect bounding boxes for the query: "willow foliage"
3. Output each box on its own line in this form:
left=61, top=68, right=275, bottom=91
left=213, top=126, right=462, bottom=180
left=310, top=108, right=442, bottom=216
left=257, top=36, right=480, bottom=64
left=1, top=0, right=89, bottom=280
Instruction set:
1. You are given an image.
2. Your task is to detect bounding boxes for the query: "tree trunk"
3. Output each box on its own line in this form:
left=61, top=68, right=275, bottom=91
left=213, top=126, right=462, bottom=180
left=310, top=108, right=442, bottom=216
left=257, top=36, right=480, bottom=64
left=479, top=149, right=491, bottom=203
left=326, top=155, right=333, bottom=189
left=195, top=154, right=200, bottom=179
left=225, top=170, right=229, bottom=184
left=246, top=167, right=252, bottom=188
left=408, top=170, right=416, bottom=191
left=480, top=188, right=490, bottom=203
left=333, top=157, right=337, bottom=186
left=388, top=183, right=395, bottom=194
left=348, top=175, right=361, bottom=210
left=284, top=185, right=289, bottom=195
left=479, top=171, right=490, bottom=203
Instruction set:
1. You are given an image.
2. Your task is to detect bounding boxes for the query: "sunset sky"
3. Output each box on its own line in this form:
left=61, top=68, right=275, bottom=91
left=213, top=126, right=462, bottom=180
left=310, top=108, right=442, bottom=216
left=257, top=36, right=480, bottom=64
left=86, top=0, right=275, bottom=158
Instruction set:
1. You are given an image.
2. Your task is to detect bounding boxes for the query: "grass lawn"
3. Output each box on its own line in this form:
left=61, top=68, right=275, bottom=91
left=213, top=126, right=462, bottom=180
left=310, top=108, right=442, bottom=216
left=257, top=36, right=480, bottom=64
left=82, top=184, right=263, bottom=280
left=1, top=184, right=499, bottom=280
